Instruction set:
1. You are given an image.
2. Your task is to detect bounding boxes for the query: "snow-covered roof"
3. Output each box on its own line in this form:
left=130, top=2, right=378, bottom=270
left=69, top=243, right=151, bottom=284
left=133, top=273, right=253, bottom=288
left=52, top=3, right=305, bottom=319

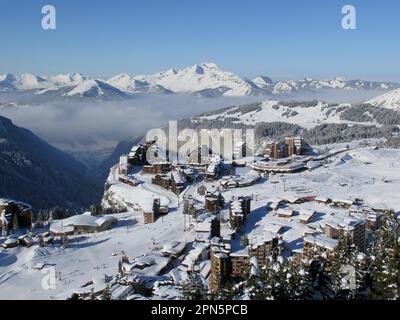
left=315, top=196, right=331, bottom=203
left=4, top=237, right=18, bottom=245
left=279, top=194, right=302, bottom=204
left=49, top=214, right=117, bottom=234
left=263, top=223, right=283, bottom=234
left=306, top=161, right=322, bottom=170
left=304, top=234, right=338, bottom=251
left=171, top=171, right=184, bottom=184
left=249, top=231, right=277, bottom=247
left=276, top=208, right=294, bottom=217
left=124, top=253, right=171, bottom=276
left=142, top=198, right=155, bottom=213
left=162, top=241, right=186, bottom=256
left=0, top=198, right=32, bottom=209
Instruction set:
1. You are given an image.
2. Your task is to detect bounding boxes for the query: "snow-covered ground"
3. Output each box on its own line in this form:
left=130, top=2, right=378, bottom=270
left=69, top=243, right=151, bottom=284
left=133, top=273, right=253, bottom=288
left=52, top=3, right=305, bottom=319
left=1, top=146, right=399, bottom=299
left=198, top=100, right=382, bottom=129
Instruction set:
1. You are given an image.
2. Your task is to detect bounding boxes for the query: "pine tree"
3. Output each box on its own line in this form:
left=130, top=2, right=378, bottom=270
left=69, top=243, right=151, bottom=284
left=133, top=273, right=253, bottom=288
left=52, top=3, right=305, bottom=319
left=102, top=285, right=111, bottom=300
left=118, top=259, right=123, bottom=276
left=368, top=216, right=400, bottom=299
left=181, top=268, right=206, bottom=300
left=329, top=234, right=357, bottom=298
left=306, top=255, right=333, bottom=299
left=89, top=288, right=96, bottom=300
left=12, top=212, right=19, bottom=232
left=62, top=235, right=69, bottom=249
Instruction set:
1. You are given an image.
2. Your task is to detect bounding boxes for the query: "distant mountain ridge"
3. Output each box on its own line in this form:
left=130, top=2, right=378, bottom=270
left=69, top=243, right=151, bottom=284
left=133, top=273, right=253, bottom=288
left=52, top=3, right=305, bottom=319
left=1, top=63, right=398, bottom=98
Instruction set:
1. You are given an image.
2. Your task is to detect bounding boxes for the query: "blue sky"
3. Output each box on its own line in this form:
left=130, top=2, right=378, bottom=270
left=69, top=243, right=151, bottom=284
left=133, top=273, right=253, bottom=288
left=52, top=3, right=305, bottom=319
left=0, top=0, right=399, bottom=81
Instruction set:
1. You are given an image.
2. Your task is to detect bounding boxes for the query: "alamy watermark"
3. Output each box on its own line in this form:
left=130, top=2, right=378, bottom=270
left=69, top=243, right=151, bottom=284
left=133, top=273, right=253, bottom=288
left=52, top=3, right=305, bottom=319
left=41, top=5, right=56, bottom=30
left=342, top=5, right=356, bottom=30
left=145, top=121, right=255, bottom=165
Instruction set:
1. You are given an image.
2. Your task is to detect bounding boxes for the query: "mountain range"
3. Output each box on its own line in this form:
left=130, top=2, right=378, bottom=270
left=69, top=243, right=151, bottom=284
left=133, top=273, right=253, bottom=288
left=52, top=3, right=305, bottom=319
left=1, top=63, right=399, bottom=99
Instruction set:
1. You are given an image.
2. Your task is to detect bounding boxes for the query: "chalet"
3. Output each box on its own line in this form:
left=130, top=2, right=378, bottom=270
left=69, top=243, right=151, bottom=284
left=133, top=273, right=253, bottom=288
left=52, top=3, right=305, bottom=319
left=143, top=162, right=171, bottom=175
left=0, top=199, right=32, bottom=231
left=267, top=199, right=285, bottom=212
left=299, top=209, right=316, bottom=224
left=279, top=194, right=305, bottom=204
left=50, top=213, right=117, bottom=235
left=277, top=208, right=295, bottom=218
left=170, top=171, right=185, bottom=195
left=151, top=174, right=171, bottom=190
left=315, top=196, right=332, bottom=205
left=118, top=175, right=141, bottom=187
left=18, top=235, right=33, bottom=247
left=2, top=237, right=18, bottom=249
left=39, top=232, right=54, bottom=245
left=205, top=161, right=221, bottom=181
left=332, top=198, right=355, bottom=208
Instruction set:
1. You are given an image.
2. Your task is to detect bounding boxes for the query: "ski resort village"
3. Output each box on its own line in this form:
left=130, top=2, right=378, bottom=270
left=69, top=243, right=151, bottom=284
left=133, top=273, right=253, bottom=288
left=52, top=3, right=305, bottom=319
left=1, top=124, right=400, bottom=300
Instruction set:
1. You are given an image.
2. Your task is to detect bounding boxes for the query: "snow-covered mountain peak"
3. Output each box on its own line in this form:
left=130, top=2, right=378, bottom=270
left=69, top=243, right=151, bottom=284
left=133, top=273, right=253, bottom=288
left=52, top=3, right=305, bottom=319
left=0, top=73, right=48, bottom=90
left=49, top=73, right=86, bottom=86
left=252, top=75, right=274, bottom=88
left=107, top=73, right=134, bottom=91
left=131, top=63, right=254, bottom=96
left=64, top=79, right=126, bottom=98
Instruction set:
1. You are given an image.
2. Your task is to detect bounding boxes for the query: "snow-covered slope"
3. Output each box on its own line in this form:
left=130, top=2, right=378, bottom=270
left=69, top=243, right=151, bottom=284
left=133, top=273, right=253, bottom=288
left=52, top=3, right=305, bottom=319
left=64, top=79, right=127, bottom=98
left=196, top=100, right=354, bottom=129
left=0, top=115, right=99, bottom=210
left=366, top=88, right=400, bottom=111
left=133, top=63, right=255, bottom=96
left=252, top=76, right=273, bottom=89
